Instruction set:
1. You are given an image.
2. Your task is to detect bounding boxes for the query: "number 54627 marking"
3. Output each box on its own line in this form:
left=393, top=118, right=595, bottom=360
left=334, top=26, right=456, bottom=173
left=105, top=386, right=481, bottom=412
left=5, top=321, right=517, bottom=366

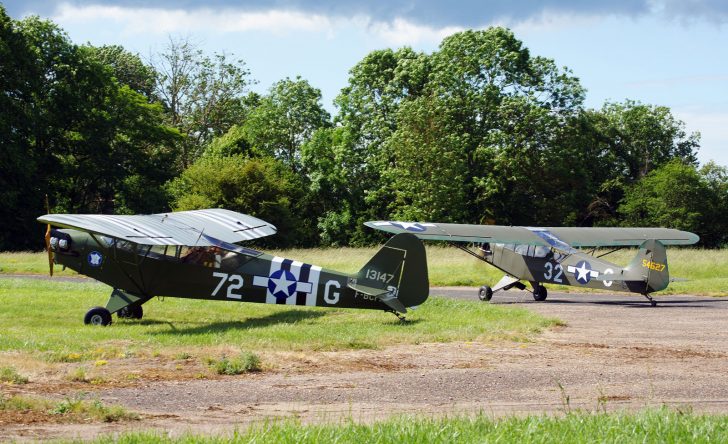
left=212, top=272, right=244, bottom=299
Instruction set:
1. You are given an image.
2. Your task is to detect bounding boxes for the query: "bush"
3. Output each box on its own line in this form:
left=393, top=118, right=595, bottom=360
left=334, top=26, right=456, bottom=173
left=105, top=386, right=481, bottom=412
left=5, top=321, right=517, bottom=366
left=214, top=351, right=261, bottom=375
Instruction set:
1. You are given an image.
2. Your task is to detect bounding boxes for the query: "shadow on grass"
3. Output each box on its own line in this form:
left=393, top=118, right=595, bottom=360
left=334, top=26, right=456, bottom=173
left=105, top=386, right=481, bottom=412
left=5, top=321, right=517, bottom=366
left=150, top=309, right=328, bottom=336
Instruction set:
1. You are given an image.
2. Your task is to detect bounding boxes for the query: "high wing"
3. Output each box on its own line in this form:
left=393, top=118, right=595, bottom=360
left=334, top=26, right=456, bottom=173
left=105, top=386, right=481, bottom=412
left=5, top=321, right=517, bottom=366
left=37, top=209, right=276, bottom=246
left=365, top=221, right=699, bottom=248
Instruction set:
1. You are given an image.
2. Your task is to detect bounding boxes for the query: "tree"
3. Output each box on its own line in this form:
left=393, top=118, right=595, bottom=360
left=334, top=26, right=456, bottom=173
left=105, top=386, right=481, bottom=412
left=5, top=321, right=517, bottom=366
left=312, top=47, right=429, bottom=244
left=243, top=76, right=330, bottom=173
left=0, top=5, right=42, bottom=250
left=594, top=100, right=699, bottom=180
left=0, top=12, right=179, bottom=250
left=385, top=28, right=586, bottom=226
left=166, top=155, right=302, bottom=246
left=152, top=37, right=254, bottom=167
left=85, top=44, right=157, bottom=99
left=619, top=160, right=726, bottom=247
left=585, top=101, right=700, bottom=225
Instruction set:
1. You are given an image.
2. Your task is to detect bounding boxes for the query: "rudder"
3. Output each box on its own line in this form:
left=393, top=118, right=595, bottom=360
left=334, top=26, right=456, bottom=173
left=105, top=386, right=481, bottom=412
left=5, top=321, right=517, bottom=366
left=352, top=233, right=429, bottom=312
left=626, top=239, right=669, bottom=293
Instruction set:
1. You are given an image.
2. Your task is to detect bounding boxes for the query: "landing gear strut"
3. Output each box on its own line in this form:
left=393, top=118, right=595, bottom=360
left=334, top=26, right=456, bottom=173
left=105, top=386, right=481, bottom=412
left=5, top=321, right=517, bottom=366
left=643, top=293, right=657, bottom=307
left=117, top=304, right=144, bottom=319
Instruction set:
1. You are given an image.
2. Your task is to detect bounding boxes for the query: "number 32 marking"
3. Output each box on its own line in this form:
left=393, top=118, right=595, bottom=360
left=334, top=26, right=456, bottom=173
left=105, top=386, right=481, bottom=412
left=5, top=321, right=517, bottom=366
left=543, top=262, right=563, bottom=283
left=212, top=272, right=244, bottom=299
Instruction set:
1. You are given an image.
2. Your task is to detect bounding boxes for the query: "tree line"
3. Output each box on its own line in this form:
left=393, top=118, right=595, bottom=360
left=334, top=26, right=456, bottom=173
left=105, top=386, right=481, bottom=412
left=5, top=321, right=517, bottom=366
left=1, top=5, right=726, bottom=250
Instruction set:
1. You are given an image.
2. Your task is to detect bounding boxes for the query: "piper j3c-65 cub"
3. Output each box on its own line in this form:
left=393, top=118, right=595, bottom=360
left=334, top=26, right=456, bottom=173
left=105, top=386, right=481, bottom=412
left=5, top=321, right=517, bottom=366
left=366, top=221, right=699, bottom=306
left=38, top=209, right=428, bottom=325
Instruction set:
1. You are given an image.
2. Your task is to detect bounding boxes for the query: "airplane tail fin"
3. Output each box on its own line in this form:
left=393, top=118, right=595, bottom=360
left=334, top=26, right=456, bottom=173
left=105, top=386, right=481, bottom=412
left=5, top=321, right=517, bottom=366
left=625, top=239, right=669, bottom=293
left=349, top=233, right=429, bottom=313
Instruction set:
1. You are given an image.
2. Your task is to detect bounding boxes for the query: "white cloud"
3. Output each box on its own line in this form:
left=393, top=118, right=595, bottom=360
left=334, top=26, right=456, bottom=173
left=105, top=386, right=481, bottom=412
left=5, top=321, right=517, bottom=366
left=52, top=3, right=334, bottom=36
left=51, top=3, right=472, bottom=46
left=368, top=18, right=463, bottom=46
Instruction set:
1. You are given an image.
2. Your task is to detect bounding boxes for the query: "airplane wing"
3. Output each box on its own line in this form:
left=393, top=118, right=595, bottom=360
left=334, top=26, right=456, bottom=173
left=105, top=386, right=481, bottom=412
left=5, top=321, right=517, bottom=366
left=37, top=209, right=277, bottom=246
left=364, top=221, right=699, bottom=248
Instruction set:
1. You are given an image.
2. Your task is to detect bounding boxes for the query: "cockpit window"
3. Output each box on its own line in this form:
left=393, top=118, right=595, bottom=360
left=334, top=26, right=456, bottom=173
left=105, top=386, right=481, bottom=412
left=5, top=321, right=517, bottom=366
left=148, top=244, right=179, bottom=259
left=532, top=245, right=550, bottom=258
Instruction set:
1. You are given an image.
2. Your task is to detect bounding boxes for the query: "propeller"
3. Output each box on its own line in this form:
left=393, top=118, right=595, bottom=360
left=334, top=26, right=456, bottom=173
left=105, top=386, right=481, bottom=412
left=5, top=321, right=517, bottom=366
left=44, top=195, right=54, bottom=277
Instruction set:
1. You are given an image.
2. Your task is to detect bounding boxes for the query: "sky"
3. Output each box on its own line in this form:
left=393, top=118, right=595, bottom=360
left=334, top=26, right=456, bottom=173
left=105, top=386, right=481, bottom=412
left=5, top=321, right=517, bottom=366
left=5, top=0, right=728, bottom=166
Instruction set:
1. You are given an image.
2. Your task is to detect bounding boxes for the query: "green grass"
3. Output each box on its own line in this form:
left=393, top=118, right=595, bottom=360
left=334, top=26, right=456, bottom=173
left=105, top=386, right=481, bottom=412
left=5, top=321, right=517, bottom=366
left=67, top=408, right=728, bottom=443
left=2, top=247, right=727, bottom=294
left=0, top=366, right=29, bottom=384
left=0, top=394, right=139, bottom=422
left=0, top=277, right=557, bottom=360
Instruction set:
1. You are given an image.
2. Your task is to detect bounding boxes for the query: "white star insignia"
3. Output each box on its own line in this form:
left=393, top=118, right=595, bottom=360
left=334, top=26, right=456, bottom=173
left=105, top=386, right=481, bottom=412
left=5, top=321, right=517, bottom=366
left=270, top=274, right=295, bottom=295
left=575, top=262, right=590, bottom=282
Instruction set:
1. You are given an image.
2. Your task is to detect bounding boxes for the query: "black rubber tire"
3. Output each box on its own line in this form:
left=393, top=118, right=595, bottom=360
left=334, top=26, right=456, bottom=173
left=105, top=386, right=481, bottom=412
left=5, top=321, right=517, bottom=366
left=117, top=304, right=143, bottom=319
left=478, top=286, right=493, bottom=302
left=84, top=307, right=112, bottom=326
left=533, top=285, right=548, bottom=302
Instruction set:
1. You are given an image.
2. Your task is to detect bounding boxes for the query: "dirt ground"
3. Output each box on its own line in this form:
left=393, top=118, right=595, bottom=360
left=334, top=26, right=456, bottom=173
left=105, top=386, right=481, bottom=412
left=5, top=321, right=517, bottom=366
left=3, top=289, right=728, bottom=441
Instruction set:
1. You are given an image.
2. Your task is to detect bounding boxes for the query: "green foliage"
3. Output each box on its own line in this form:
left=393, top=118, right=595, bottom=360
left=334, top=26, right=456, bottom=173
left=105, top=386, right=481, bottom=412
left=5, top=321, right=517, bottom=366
left=243, top=76, right=330, bottom=172
left=212, top=351, right=261, bottom=375
left=166, top=155, right=302, bottom=245
left=85, top=44, right=157, bottom=98
left=0, top=366, right=29, bottom=384
left=620, top=160, right=728, bottom=247
left=0, top=8, right=179, bottom=250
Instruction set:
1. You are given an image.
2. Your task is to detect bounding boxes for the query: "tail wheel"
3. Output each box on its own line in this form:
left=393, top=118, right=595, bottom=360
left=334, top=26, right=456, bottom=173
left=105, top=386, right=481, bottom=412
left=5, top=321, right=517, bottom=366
left=84, top=307, right=112, bottom=326
left=117, top=304, right=144, bottom=319
left=533, top=285, right=548, bottom=302
left=478, top=286, right=493, bottom=302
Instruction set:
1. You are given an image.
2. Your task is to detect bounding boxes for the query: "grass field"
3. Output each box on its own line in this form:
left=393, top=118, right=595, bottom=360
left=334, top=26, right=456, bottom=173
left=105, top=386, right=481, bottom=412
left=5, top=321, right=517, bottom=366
left=2, top=246, right=726, bottom=295
left=0, top=277, right=558, bottom=363
left=73, top=408, right=728, bottom=443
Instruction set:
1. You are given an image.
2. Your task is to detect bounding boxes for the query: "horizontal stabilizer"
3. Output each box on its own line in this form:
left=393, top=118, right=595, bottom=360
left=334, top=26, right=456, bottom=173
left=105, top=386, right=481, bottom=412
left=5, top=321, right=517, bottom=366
left=347, top=282, right=408, bottom=314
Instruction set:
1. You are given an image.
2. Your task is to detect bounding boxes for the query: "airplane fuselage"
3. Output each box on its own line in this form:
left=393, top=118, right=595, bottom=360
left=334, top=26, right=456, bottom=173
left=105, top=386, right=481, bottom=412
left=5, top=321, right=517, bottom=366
left=481, top=243, right=664, bottom=294
left=52, top=228, right=388, bottom=312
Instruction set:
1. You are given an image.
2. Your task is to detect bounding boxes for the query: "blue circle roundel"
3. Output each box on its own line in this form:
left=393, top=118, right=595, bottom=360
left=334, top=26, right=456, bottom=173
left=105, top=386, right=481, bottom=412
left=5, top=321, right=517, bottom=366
left=391, top=222, right=427, bottom=232
left=268, top=269, right=297, bottom=300
left=87, top=251, right=103, bottom=268
left=573, top=260, right=593, bottom=284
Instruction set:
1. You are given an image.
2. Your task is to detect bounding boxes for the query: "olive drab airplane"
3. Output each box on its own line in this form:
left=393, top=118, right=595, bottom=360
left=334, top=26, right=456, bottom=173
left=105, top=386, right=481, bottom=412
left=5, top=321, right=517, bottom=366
left=38, top=209, right=429, bottom=325
left=366, top=221, right=699, bottom=306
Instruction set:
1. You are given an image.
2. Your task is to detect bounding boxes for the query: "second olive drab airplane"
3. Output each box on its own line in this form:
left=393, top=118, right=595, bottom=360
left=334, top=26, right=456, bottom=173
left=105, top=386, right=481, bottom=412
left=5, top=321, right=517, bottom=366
left=38, top=209, right=428, bottom=325
left=366, top=221, right=699, bottom=306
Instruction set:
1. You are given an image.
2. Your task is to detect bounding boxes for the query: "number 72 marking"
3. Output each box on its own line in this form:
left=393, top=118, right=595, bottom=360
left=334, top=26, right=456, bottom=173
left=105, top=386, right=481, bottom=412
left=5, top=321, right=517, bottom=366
left=212, top=272, right=244, bottom=299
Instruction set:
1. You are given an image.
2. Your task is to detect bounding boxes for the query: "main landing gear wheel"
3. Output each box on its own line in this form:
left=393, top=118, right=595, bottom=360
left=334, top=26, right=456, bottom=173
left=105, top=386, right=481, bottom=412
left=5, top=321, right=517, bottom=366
left=117, top=304, right=143, bottom=319
left=84, top=307, right=112, bottom=326
left=533, top=285, right=548, bottom=302
left=478, top=286, right=493, bottom=302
